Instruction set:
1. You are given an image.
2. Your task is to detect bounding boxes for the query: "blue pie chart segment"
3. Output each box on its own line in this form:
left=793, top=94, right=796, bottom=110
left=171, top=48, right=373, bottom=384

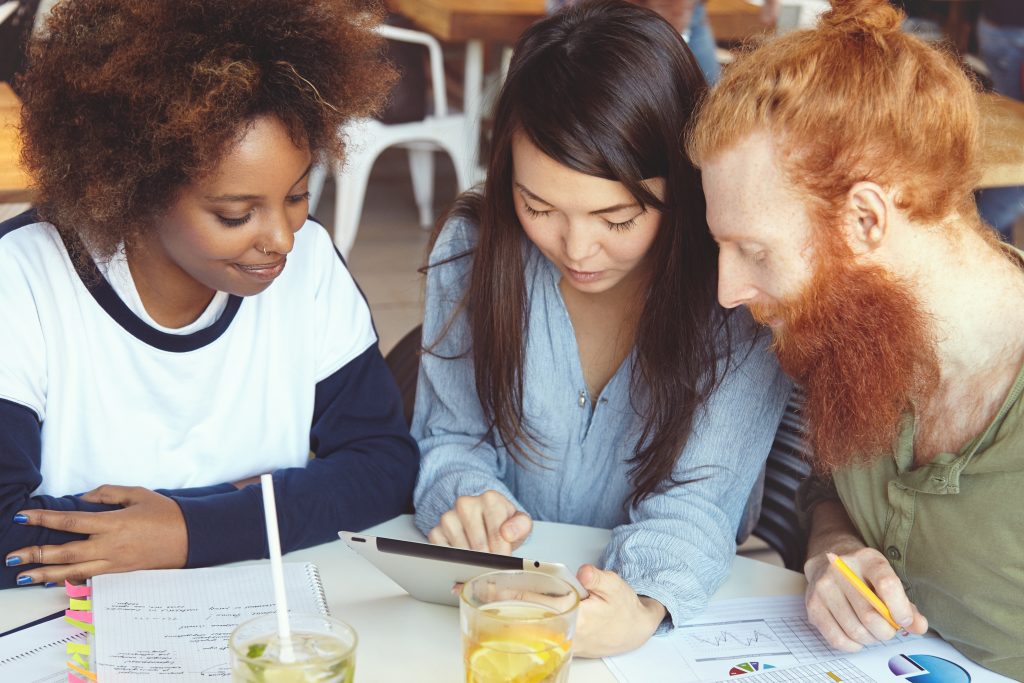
left=888, top=654, right=971, bottom=683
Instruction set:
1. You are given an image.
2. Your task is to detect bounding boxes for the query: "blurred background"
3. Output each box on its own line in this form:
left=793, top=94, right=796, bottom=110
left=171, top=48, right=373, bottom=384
left=2, top=0, right=1022, bottom=357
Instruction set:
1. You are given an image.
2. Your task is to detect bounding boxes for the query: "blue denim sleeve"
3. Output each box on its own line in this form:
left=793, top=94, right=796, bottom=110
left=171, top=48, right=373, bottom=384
left=601, top=313, right=792, bottom=629
left=411, top=219, right=527, bottom=537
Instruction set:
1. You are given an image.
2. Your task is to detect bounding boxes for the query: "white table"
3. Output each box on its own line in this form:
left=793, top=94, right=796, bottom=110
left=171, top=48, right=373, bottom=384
left=0, top=515, right=806, bottom=681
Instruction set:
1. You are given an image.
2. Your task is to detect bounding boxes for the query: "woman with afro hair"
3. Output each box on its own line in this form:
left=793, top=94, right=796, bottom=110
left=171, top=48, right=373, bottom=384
left=0, top=0, right=419, bottom=588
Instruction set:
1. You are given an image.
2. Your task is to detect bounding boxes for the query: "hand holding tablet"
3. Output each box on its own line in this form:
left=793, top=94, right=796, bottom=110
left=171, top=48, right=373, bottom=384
left=338, top=531, right=589, bottom=606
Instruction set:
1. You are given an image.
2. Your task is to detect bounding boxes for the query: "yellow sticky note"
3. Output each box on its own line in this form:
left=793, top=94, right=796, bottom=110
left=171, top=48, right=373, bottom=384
left=67, top=642, right=91, bottom=655
left=63, top=616, right=95, bottom=633
left=69, top=598, right=92, bottom=611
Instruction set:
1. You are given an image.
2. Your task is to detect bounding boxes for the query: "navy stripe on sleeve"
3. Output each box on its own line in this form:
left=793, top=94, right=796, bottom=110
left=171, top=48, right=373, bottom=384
left=0, top=399, right=119, bottom=588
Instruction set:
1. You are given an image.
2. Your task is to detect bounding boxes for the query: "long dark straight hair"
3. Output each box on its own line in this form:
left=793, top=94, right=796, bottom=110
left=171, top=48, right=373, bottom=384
left=429, top=0, right=727, bottom=507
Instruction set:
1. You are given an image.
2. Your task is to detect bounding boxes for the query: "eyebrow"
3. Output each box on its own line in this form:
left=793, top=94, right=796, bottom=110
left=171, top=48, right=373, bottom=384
left=515, top=182, right=639, bottom=215
left=204, top=163, right=313, bottom=202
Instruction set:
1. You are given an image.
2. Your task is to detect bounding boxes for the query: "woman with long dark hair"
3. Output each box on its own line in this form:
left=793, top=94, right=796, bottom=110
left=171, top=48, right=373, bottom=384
left=412, top=0, right=789, bottom=656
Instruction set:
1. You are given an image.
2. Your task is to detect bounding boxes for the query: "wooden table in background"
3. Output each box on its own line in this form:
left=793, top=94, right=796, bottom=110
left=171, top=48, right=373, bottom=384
left=385, top=0, right=768, bottom=46
left=0, top=82, right=33, bottom=204
left=383, top=0, right=545, bottom=182
left=978, top=92, right=1024, bottom=189
left=706, top=0, right=768, bottom=43
left=384, top=0, right=544, bottom=43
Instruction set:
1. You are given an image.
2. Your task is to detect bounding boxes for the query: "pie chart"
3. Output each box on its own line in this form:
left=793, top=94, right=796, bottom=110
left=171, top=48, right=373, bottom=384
left=888, top=654, right=971, bottom=683
left=728, top=661, right=776, bottom=676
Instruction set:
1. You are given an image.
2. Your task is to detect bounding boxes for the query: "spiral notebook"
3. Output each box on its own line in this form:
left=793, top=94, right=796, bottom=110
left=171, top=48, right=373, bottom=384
left=90, top=562, right=329, bottom=681
left=0, top=614, right=87, bottom=683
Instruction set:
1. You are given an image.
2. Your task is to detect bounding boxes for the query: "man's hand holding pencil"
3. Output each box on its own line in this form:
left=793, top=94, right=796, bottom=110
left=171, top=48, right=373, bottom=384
left=804, top=546, right=930, bottom=652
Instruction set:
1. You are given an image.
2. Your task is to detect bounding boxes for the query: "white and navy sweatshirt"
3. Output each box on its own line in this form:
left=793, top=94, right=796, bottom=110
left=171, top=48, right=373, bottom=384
left=0, top=210, right=418, bottom=586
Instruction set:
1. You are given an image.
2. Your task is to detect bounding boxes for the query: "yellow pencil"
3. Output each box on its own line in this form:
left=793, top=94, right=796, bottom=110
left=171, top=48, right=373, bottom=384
left=826, top=552, right=903, bottom=631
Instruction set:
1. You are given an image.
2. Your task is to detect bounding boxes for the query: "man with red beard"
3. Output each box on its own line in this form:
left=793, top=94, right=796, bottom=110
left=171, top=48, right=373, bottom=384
left=687, top=0, right=1024, bottom=677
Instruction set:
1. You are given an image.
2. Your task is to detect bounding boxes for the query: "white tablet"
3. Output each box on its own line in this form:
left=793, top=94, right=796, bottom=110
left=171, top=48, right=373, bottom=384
left=338, top=531, right=589, bottom=606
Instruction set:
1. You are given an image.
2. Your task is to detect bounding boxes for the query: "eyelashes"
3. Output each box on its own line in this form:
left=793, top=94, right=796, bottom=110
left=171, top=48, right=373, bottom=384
left=607, top=217, right=638, bottom=232
left=522, top=203, right=640, bottom=231
left=217, top=214, right=252, bottom=227
left=215, top=192, right=310, bottom=228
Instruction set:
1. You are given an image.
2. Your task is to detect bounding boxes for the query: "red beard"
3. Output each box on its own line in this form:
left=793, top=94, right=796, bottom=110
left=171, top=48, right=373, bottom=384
left=750, top=257, right=940, bottom=473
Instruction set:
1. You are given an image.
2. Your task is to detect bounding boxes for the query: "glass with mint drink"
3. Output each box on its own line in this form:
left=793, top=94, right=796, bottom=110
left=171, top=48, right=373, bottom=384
left=230, top=614, right=357, bottom=683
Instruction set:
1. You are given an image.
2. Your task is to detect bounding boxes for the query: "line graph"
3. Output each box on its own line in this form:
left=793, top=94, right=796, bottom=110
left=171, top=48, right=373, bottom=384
left=679, top=619, right=791, bottom=661
left=606, top=595, right=935, bottom=683
left=690, top=628, right=779, bottom=649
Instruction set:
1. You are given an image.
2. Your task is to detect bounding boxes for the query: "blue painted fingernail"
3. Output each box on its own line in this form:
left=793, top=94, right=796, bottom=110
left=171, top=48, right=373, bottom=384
left=16, top=575, right=33, bottom=585
left=12, top=514, right=28, bottom=524
left=5, top=556, right=21, bottom=567
left=44, top=582, right=58, bottom=588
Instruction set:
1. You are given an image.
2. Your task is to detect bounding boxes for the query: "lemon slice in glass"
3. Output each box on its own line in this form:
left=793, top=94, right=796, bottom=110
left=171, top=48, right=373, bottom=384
left=468, top=638, right=567, bottom=683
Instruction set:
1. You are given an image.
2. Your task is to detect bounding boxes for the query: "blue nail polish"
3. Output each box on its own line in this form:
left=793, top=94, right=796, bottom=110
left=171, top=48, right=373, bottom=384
left=44, top=582, right=57, bottom=588
left=16, top=575, right=33, bottom=586
left=12, top=514, right=28, bottom=524
left=5, top=556, right=21, bottom=567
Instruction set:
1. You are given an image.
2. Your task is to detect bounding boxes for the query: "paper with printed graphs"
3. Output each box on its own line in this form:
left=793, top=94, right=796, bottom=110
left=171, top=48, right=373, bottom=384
left=605, top=595, right=1013, bottom=683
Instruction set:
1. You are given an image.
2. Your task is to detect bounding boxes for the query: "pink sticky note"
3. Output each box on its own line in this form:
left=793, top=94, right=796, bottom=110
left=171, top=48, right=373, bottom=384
left=68, top=674, right=86, bottom=683
left=64, top=581, right=91, bottom=598
left=65, top=610, right=93, bottom=623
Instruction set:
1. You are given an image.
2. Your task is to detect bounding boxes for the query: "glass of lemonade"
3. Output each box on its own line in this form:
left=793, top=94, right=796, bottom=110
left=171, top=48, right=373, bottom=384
left=460, top=570, right=581, bottom=683
left=229, top=613, right=357, bottom=683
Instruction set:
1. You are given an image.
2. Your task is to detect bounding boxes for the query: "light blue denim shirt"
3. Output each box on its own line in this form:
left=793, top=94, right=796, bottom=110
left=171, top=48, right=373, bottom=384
left=412, top=217, right=791, bottom=627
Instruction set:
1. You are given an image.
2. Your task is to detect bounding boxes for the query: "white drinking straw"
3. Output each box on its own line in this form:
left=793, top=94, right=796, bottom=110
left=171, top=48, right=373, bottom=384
left=260, top=473, right=295, bottom=663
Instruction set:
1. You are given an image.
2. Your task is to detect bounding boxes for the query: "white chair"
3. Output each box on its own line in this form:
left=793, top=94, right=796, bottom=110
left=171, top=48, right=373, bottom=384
left=0, top=1, right=18, bottom=27
left=309, top=24, right=475, bottom=258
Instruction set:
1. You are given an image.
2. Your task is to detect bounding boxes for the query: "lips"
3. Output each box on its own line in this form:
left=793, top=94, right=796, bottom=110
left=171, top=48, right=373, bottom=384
left=565, top=267, right=603, bottom=283
left=234, top=257, right=286, bottom=282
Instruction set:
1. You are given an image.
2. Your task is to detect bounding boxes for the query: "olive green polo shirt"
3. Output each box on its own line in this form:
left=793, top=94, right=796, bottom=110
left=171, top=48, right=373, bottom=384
left=799, top=357, right=1024, bottom=679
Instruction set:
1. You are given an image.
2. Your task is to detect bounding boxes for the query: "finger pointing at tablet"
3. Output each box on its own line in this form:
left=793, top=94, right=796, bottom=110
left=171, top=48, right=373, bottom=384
left=428, top=490, right=533, bottom=554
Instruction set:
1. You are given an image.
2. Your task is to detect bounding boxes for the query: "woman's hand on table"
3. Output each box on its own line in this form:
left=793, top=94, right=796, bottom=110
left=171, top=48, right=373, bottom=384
left=573, top=564, right=665, bottom=658
left=804, top=546, right=928, bottom=651
left=5, top=485, right=188, bottom=585
left=428, top=490, right=532, bottom=555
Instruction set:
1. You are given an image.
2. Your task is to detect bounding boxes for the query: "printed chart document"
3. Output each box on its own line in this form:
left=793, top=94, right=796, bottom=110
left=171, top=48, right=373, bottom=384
left=605, top=596, right=1013, bottom=683
left=0, top=614, right=88, bottom=683
left=92, top=562, right=328, bottom=681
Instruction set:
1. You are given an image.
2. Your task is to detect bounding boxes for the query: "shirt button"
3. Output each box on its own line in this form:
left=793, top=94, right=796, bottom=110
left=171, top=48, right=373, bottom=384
left=886, top=546, right=901, bottom=562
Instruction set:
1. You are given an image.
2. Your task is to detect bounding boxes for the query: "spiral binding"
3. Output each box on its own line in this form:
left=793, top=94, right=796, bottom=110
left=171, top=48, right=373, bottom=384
left=0, top=631, right=85, bottom=665
left=306, top=562, right=330, bottom=616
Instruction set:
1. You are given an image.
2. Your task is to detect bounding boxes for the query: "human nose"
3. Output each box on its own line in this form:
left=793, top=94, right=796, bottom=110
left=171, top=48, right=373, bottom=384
left=717, top=252, right=758, bottom=309
left=259, top=210, right=298, bottom=256
left=563, top=221, right=600, bottom=263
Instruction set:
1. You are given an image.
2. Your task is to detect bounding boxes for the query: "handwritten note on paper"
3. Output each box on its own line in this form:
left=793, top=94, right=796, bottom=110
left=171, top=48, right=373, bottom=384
left=91, top=563, right=326, bottom=682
